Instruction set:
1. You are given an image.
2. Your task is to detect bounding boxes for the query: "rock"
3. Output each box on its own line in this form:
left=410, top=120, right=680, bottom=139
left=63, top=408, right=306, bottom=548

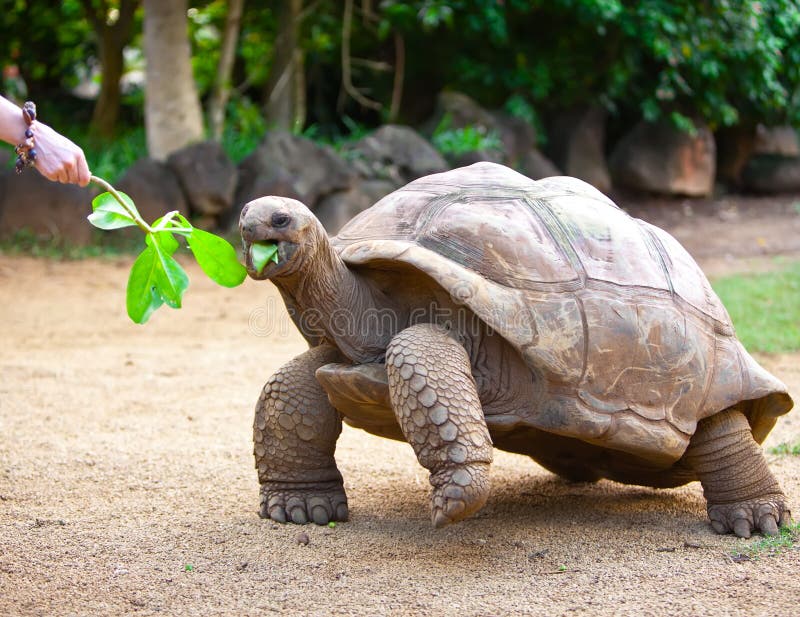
left=167, top=141, right=237, bottom=218
left=117, top=158, right=188, bottom=224
left=223, top=166, right=303, bottom=232
left=430, top=91, right=497, bottom=133
left=315, top=179, right=396, bottom=235
left=609, top=120, right=716, bottom=196
left=491, top=112, right=537, bottom=165
left=741, top=155, right=800, bottom=193
left=518, top=149, right=561, bottom=180
left=753, top=124, right=800, bottom=157
left=548, top=107, right=611, bottom=193
left=452, top=149, right=505, bottom=168
left=426, top=92, right=538, bottom=166
left=343, top=125, right=448, bottom=185
left=715, top=125, right=756, bottom=186
left=294, top=531, right=310, bottom=546
left=0, top=169, right=97, bottom=245
left=237, top=130, right=355, bottom=209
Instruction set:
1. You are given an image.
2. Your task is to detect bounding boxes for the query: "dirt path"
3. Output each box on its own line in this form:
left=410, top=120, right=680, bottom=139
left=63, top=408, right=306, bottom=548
left=1, top=200, right=799, bottom=616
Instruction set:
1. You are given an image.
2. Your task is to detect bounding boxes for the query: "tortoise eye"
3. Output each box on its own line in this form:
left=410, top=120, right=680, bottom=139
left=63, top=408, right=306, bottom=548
left=271, top=212, right=291, bottom=228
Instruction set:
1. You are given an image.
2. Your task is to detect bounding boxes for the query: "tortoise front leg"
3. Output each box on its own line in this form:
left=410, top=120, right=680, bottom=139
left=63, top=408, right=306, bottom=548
left=684, top=408, right=792, bottom=538
left=386, top=324, right=493, bottom=528
left=254, top=345, right=348, bottom=525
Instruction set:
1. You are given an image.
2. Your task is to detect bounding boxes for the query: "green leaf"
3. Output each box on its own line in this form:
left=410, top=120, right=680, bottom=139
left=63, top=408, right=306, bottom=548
left=146, top=230, right=179, bottom=255
left=150, top=235, right=189, bottom=309
left=186, top=228, right=247, bottom=288
left=87, top=191, right=137, bottom=230
left=126, top=246, right=164, bottom=324
left=250, top=241, right=280, bottom=274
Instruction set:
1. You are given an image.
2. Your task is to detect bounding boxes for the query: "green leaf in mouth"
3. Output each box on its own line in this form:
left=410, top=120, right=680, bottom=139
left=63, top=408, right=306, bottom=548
left=250, top=241, right=280, bottom=274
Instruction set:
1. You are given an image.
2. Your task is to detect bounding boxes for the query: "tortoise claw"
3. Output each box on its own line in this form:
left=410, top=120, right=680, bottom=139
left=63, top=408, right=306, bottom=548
left=429, top=463, right=490, bottom=528
left=708, top=496, right=790, bottom=538
left=259, top=481, right=348, bottom=525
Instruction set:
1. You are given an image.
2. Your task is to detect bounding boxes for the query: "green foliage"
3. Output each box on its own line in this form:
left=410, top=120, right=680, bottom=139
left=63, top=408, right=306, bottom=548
left=0, top=0, right=93, bottom=95
left=250, top=242, right=279, bottom=275
left=711, top=261, right=800, bottom=353
left=381, top=0, right=800, bottom=129
left=82, top=128, right=147, bottom=184
left=432, top=114, right=502, bottom=158
left=220, top=96, right=267, bottom=163
left=730, top=522, right=800, bottom=561
left=0, top=228, right=140, bottom=260
left=88, top=179, right=247, bottom=324
left=4, top=0, right=799, bottom=158
left=768, top=442, right=800, bottom=456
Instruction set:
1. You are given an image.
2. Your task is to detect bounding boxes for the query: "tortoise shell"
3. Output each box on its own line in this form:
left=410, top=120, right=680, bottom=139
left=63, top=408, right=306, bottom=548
left=331, top=162, right=792, bottom=466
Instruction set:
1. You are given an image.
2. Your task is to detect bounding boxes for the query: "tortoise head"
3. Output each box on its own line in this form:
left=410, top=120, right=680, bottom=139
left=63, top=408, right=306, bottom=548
left=240, top=196, right=328, bottom=280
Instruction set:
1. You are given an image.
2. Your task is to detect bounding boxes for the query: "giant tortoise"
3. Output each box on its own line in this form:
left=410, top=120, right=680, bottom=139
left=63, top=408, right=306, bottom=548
left=240, top=162, right=793, bottom=537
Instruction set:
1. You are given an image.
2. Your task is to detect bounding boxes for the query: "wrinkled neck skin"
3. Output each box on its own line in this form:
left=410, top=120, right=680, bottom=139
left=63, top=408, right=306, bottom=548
left=273, top=234, right=401, bottom=364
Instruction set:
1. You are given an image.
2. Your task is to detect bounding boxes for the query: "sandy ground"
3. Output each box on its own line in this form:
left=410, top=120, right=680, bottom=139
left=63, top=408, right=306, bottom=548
left=1, top=200, right=800, bottom=616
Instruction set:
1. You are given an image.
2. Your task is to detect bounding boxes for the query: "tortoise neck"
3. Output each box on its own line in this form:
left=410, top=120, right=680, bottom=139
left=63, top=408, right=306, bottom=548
left=276, top=237, right=399, bottom=363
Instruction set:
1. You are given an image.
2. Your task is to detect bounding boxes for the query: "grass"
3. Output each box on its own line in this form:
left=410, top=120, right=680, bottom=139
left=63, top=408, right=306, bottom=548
left=768, top=441, right=800, bottom=456
left=730, top=522, right=800, bottom=561
left=711, top=260, right=800, bottom=353
left=0, top=228, right=143, bottom=260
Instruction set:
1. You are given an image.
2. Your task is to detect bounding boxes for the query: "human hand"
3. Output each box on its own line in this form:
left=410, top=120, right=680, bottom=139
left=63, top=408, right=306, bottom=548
left=32, top=122, right=91, bottom=187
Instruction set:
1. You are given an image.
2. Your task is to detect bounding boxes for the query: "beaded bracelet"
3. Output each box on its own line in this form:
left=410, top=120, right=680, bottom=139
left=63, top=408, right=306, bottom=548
left=14, top=101, right=37, bottom=174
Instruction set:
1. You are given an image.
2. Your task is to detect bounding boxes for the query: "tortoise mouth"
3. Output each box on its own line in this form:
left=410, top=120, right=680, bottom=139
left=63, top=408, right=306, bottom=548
left=243, top=239, right=299, bottom=279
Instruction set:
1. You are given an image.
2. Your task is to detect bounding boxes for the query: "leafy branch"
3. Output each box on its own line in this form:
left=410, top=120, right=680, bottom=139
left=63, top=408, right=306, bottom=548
left=87, top=175, right=248, bottom=324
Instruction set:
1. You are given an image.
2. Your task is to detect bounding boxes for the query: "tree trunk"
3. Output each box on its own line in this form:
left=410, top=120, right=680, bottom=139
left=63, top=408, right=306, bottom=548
left=83, top=0, right=139, bottom=139
left=90, top=32, right=124, bottom=138
left=208, top=0, right=245, bottom=141
left=264, top=0, right=305, bottom=132
left=143, top=0, right=204, bottom=160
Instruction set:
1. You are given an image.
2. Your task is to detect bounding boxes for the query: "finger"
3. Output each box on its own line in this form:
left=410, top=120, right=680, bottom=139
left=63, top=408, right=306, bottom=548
left=76, top=156, right=91, bottom=187
left=64, top=160, right=78, bottom=185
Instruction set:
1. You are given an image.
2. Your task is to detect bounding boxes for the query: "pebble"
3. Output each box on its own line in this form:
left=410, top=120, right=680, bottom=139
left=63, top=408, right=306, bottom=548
left=295, top=531, right=310, bottom=546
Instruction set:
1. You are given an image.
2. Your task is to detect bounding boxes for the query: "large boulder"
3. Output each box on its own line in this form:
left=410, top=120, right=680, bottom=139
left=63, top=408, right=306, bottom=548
left=428, top=91, right=498, bottom=134
left=451, top=148, right=505, bottom=168
left=548, top=106, right=611, bottom=193
left=236, top=130, right=355, bottom=208
left=609, top=120, right=716, bottom=196
left=425, top=91, right=538, bottom=166
left=715, top=125, right=756, bottom=186
left=753, top=125, right=800, bottom=157
left=167, top=141, right=237, bottom=218
left=518, top=149, right=561, bottom=180
left=314, top=179, right=396, bottom=235
left=117, top=158, right=188, bottom=224
left=223, top=166, right=303, bottom=231
left=741, top=155, right=800, bottom=193
left=491, top=112, right=538, bottom=166
left=343, top=125, right=448, bottom=186
left=0, top=169, right=97, bottom=245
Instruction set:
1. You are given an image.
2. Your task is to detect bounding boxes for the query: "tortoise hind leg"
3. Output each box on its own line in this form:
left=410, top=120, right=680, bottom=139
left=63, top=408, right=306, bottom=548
left=386, top=324, right=493, bottom=528
left=683, top=407, right=792, bottom=538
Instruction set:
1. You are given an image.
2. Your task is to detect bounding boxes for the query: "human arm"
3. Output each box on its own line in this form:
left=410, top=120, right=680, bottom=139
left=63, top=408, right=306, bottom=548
left=0, top=95, right=91, bottom=186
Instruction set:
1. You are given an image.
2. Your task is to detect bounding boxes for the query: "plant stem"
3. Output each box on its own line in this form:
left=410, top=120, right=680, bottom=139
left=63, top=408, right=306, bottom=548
left=90, top=175, right=152, bottom=233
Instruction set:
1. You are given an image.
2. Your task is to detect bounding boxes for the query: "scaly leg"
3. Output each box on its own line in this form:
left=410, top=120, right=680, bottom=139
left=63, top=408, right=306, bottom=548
left=254, top=345, right=348, bottom=525
left=386, top=324, right=493, bottom=528
left=683, top=407, right=792, bottom=538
